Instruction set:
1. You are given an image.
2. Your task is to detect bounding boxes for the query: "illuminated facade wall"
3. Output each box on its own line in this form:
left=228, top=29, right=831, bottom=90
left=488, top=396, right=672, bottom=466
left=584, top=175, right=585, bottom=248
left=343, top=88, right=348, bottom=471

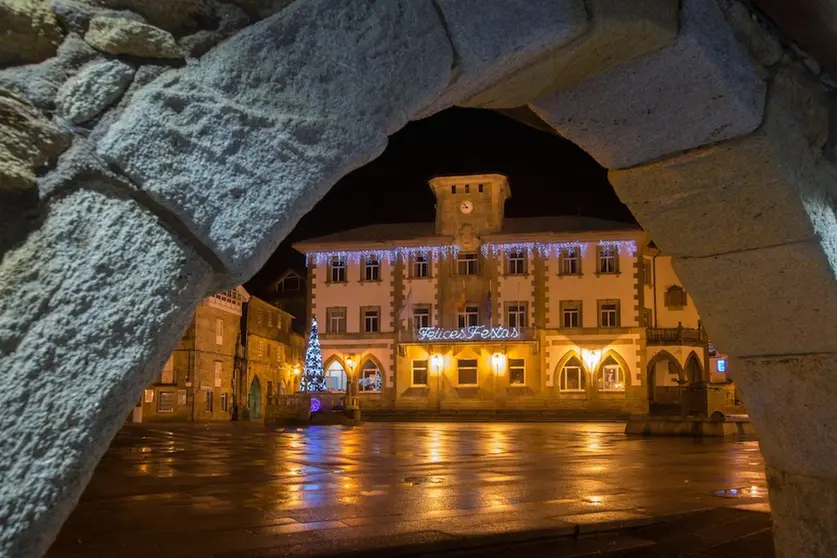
left=294, top=174, right=731, bottom=415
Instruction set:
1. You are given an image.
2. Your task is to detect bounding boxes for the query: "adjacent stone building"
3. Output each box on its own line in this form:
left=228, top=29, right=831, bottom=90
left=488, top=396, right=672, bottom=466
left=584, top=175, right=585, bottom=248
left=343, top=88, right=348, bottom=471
left=294, top=174, right=737, bottom=417
left=135, top=288, right=304, bottom=422
left=267, top=269, right=308, bottom=334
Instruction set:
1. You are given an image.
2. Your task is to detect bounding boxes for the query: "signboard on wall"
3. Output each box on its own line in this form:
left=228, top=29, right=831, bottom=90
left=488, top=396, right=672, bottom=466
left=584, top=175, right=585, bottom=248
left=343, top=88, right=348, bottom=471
left=416, top=326, right=521, bottom=342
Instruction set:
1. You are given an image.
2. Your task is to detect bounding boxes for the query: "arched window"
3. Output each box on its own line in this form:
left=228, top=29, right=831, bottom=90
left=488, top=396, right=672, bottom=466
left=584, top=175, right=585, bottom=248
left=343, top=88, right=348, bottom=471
left=598, top=357, right=625, bottom=391
left=359, top=360, right=382, bottom=393
left=324, top=360, right=347, bottom=392
left=560, top=357, right=586, bottom=392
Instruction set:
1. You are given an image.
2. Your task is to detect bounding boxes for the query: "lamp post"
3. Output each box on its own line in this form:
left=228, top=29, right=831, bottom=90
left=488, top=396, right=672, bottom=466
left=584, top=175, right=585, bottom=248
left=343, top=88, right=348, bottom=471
left=492, top=352, right=506, bottom=414
left=345, top=355, right=355, bottom=395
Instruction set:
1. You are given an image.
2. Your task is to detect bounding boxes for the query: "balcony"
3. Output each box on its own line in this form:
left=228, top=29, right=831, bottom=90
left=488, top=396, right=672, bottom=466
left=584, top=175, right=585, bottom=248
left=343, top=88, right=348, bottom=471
left=399, top=325, right=536, bottom=344
left=647, top=326, right=706, bottom=346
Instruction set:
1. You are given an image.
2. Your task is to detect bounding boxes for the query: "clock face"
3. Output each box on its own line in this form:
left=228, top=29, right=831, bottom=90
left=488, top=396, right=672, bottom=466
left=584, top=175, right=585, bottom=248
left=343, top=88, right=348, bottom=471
left=460, top=200, right=474, bottom=214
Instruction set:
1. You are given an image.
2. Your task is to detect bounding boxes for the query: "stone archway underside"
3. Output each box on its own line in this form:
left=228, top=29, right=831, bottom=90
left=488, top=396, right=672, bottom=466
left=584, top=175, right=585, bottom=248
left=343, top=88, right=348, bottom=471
left=2, top=0, right=837, bottom=556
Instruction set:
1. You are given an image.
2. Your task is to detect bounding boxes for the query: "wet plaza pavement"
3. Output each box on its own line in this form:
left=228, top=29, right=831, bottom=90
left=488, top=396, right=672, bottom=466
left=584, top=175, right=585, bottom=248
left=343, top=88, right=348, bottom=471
left=47, top=422, right=770, bottom=557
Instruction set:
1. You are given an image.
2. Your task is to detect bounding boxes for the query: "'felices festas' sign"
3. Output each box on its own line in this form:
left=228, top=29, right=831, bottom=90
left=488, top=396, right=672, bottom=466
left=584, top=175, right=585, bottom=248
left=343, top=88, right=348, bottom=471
left=417, top=326, right=521, bottom=342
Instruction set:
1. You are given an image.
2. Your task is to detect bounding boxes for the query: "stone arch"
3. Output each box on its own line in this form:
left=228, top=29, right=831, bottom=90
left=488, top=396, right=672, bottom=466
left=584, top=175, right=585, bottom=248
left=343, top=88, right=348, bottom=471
left=684, top=351, right=704, bottom=384
left=553, top=349, right=589, bottom=392
left=595, top=350, right=632, bottom=392
left=647, top=349, right=684, bottom=404
left=0, top=1, right=835, bottom=556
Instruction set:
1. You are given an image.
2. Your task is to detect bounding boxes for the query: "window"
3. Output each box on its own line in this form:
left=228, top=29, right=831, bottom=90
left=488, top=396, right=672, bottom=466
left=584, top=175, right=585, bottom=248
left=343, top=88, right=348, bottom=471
left=457, top=358, right=478, bottom=386
left=205, top=391, right=214, bottom=412
left=364, top=255, right=380, bottom=281
left=363, top=307, right=380, bottom=333
left=599, top=300, right=620, bottom=328
left=326, top=307, right=346, bottom=334
left=359, top=360, right=381, bottom=392
left=412, top=359, right=428, bottom=386
left=507, top=250, right=526, bottom=275
left=560, top=247, right=581, bottom=275
left=215, top=318, right=223, bottom=345
left=507, top=303, right=527, bottom=328
left=279, top=274, right=301, bottom=292
left=220, top=393, right=228, bottom=412
left=214, top=361, right=222, bottom=387
left=413, top=254, right=429, bottom=278
left=561, top=301, right=582, bottom=328
left=267, top=312, right=273, bottom=327
left=325, top=361, right=348, bottom=392
left=509, top=358, right=525, bottom=385
left=643, top=308, right=653, bottom=327
left=276, top=314, right=282, bottom=329
left=329, top=256, right=346, bottom=282
left=599, top=360, right=625, bottom=391
left=256, top=308, right=263, bottom=325
left=598, top=245, right=619, bottom=274
left=257, top=341, right=264, bottom=358
left=413, top=306, right=431, bottom=329
left=457, top=252, right=478, bottom=275
left=157, top=391, right=174, bottom=412
left=664, top=285, right=688, bottom=308
left=642, top=261, right=652, bottom=284
left=267, top=381, right=274, bottom=398
left=457, top=304, right=479, bottom=328
left=478, top=184, right=484, bottom=193
left=451, top=185, right=456, bottom=194
left=160, top=356, right=174, bottom=384
left=560, top=360, right=585, bottom=392
left=465, top=184, right=470, bottom=193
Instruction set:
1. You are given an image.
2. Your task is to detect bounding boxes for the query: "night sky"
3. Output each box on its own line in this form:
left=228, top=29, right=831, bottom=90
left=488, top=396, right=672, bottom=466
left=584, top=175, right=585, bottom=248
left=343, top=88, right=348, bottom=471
left=246, top=107, right=636, bottom=294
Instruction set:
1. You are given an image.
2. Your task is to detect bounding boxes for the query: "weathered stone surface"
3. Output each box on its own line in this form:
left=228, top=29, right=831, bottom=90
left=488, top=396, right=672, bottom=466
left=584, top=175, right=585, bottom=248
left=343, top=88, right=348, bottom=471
left=0, top=188, right=212, bottom=557
left=0, top=0, right=65, bottom=66
left=609, top=66, right=831, bottom=258
left=56, top=59, right=135, bottom=124
left=673, top=241, right=837, bottom=357
left=84, top=15, right=182, bottom=58
left=229, top=0, right=293, bottom=19
left=0, top=33, right=100, bottom=109
left=414, top=0, right=588, bottom=118
left=0, top=87, right=70, bottom=194
left=732, top=355, right=837, bottom=476
left=766, top=465, right=837, bottom=558
left=98, top=0, right=452, bottom=285
left=716, top=0, right=783, bottom=69
left=97, top=0, right=214, bottom=36
left=178, top=1, right=249, bottom=58
left=465, top=0, right=679, bottom=109
left=531, top=0, right=767, bottom=169
left=51, top=0, right=146, bottom=35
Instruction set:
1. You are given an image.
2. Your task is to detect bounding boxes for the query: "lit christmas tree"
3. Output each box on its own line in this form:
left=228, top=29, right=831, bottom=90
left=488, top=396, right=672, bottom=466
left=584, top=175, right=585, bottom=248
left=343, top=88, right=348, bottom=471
left=300, top=317, right=327, bottom=392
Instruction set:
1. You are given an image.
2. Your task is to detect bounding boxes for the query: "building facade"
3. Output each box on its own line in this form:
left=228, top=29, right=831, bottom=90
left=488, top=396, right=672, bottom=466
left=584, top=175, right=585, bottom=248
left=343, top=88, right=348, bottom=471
left=267, top=269, right=308, bottom=334
left=135, top=288, right=304, bottom=422
left=293, top=174, right=735, bottom=417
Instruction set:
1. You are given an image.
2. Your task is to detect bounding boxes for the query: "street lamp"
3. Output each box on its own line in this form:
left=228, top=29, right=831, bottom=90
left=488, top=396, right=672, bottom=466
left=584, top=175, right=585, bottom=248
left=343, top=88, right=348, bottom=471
left=581, top=348, right=602, bottom=372
left=491, top=352, right=506, bottom=375
left=431, top=353, right=443, bottom=412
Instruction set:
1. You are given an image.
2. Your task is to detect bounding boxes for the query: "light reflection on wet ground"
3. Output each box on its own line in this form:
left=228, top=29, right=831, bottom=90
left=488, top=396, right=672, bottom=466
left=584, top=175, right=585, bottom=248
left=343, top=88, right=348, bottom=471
left=48, top=422, right=767, bottom=557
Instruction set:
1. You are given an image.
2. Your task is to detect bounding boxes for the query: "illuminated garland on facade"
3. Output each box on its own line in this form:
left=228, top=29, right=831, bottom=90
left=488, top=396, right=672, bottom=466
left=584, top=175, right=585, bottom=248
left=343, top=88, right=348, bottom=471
left=305, top=240, right=637, bottom=265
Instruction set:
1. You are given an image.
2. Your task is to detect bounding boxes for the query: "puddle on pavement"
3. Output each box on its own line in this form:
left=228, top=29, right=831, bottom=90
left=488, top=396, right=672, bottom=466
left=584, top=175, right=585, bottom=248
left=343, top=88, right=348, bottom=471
left=403, top=476, right=444, bottom=486
left=713, top=486, right=760, bottom=498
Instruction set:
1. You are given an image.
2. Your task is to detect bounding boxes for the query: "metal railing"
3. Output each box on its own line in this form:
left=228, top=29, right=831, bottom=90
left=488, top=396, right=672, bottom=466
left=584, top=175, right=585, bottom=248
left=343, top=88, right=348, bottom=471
left=646, top=326, right=705, bottom=345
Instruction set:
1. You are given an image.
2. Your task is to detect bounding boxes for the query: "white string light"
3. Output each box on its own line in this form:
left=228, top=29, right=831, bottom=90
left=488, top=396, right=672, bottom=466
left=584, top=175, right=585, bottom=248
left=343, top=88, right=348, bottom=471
left=305, top=239, right=637, bottom=265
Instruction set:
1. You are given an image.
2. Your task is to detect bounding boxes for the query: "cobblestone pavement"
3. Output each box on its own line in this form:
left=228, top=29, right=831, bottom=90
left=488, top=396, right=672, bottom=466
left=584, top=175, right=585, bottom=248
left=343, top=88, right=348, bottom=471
left=47, top=422, right=770, bottom=557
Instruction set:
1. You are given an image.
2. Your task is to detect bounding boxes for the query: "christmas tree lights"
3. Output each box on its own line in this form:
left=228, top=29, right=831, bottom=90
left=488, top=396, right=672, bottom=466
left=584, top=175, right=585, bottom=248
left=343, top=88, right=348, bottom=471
left=299, top=317, right=327, bottom=392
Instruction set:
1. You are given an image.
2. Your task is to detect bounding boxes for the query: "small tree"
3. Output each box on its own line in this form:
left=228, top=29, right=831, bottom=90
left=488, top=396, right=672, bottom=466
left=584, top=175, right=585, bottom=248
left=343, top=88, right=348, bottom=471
left=300, top=317, right=326, bottom=392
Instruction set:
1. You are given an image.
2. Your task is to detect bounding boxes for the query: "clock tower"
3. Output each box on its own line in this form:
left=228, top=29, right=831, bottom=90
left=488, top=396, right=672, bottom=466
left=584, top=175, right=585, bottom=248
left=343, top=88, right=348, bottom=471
left=428, top=174, right=510, bottom=241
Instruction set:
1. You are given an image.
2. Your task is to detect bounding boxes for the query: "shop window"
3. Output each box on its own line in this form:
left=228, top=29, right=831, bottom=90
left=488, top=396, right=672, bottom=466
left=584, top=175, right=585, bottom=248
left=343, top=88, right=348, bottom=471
left=412, top=359, right=428, bottom=386
left=599, top=359, right=625, bottom=391
left=157, top=391, right=174, bottom=412
left=359, top=360, right=382, bottom=392
left=457, top=358, right=478, bottom=386
left=560, top=364, right=585, bottom=392
left=509, top=358, right=525, bottom=385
